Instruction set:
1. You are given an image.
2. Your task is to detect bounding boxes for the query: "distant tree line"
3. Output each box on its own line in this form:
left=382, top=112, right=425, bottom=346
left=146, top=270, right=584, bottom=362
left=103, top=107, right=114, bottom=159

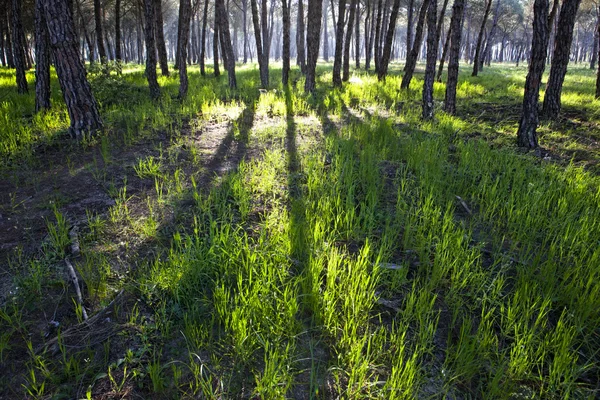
left=1, top=0, right=599, bottom=148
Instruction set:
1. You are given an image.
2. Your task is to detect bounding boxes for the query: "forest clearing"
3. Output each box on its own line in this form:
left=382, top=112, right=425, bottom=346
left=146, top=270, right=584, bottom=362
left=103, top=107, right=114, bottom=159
left=1, top=0, right=600, bottom=397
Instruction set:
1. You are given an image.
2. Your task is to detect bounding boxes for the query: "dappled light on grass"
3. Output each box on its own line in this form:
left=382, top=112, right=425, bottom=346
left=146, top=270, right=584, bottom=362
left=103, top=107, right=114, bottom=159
left=1, top=63, right=600, bottom=398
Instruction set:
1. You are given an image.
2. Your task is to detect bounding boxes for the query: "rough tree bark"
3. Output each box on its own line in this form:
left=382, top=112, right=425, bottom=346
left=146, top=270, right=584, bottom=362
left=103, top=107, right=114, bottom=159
left=282, top=0, right=291, bottom=84
left=304, top=0, right=322, bottom=92
left=179, top=0, right=192, bottom=98
left=154, top=0, right=170, bottom=76
left=342, top=0, right=358, bottom=81
left=322, top=0, right=329, bottom=61
left=471, top=0, right=492, bottom=76
left=143, top=0, right=161, bottom=99
left=216, top=0, right=237, bottom=88
left=406, top=0, right=414, bottom=59
left=11, top=0, right=27, bottom=93
left=35, top=0, right=51, bottom=112
left=422, top=0, right=438, bottom=119
left=378, top=0, right=402, bottom=80
left=332, top=0, right=346, bottom=86
left=297, top=0, right=306, bottom=72
left=42, top=0, right=103, bottom=137
left=200, top=0, right=209, bottom=75
left=364, top=1, right=371, bottom=69
left=516, top=0, right=549, bottom=149
left=443, top=0, right=465, bottom=114
left=374, top=0, right=383, bottom=72
left=251, top=0, right=268, bottom=86
left=94, top=0, right=107, bottom=63
left=541, top=0, right=582, bottom=119
left=401, top=0, right=431, bottom=89
left=115, top=0, right=122, bottom=61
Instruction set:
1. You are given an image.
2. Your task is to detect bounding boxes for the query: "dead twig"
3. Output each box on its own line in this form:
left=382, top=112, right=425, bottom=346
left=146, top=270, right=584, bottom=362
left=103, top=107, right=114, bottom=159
left=65, top=258, right=88, bottom=321
left=455, top=195, right=473, bottom=216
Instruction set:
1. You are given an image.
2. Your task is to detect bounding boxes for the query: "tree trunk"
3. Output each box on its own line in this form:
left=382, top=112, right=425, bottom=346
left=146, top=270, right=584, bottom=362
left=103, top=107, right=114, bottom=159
left=479, top=0, right=500, bottom=70
left=297, top=0, right=306, bottom=72
left=354, top=0, right=360, bottom=68
left=406, top=0, right=414, bottom=59
left=75, top=0, right=95, bottom=64
left=422, top=0, right=438, bottom=119
left=516, top=0, right=549, bottom=149
left=179, top=0, right=192, bottom=98
left=378, top=0, right=401, bottom=80
left=93, top=0, right=107, bottom=63
left=373, top=0, right=382, bottom=72
left=115, top=0, right=122, bottom=61
left=4, top=9, right=15, bottom=68
left=332, top=0, right=346, bottom=86
left=11, top=0, right=27, bottom=94
left=401, top=0, right=431, bottom=89
left=0, top=14, right=6, bottom=67
left=282, top=0, right=291, bottom=84
left=35, top=0, right=51, bottom=112
left=153, top=0, right=170, bottom=76
left=443, top=0, right=465, bottom=114
left=251, top=0, right=267, bottom=86
left=322, top=0, right=329, bottom=61
left=200, top=0, right=209, bottom=75
left=436, top=24, right=451, bottom=82
left=42, top=0, right=103, bottom=137
left=143, top=0, right=161, bottom=99
left=214, top=22, right=220, bottom=76
left=260, top=0, right=270, bottom=83
left=243, top=0, right=248, bottom=63
left=591, top=10, right=599, bottom=70
left=342, top=0, right=357, bottom=81
left=216, top=0, right=236, bottom=87
left=471, top=0, right=492, bottom=76
left=304, top=0, right=322, bottom=92
left=366, top=0, right=375, bottom=69
left=541, top=0, right=582, bottom=119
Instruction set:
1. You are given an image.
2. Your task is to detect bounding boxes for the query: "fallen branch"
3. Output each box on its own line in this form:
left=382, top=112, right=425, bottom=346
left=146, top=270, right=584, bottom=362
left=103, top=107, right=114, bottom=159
left=64, top=258, right=88, bottom=321
left=37, top=290, right=126, bottom=355
left=455, top=195, right=473, bottom=216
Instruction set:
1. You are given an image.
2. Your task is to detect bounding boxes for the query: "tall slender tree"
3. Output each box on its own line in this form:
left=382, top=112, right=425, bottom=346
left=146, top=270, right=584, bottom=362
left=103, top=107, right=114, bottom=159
left=541, top=0, right=582, bottom=118
left=11, top=0, right=27, bottom=94
left=444, top=0, right=465, bottom=114
left=35, top=0, right=51, bottom=112
left=217, top=0, right=236, bottom=88
left=378, top=0, right=402, bottom=80
left=200, top=0, right=209, bottom=75
left=94, top=0, right=107, bottom=63
left=42, top=0, right=103, bottom=138
left=480, top=0, right=500, bottom=69
left=179, top=0, right=192, bottom=98
left=332, top=0, right=346, bottom=86
left=422, top=0, right=438, bottom=119
left=322, top=0, right=329, bottom=61
left=342, top=0, right=358, bottom=81
left=472, top=0, right=492, bottom=76
left=251, top=0, right=269, bottom=86
left=143, top=0, right=161, bottom=99
left=115, top=0, right=122, bottom=61
left=401, top=0, right=431, bottom=89
left=304, top=0, right=323, bottom=92
left=406, top=0, right=415, bottom=57
left=297, top=0, right=306, bottom=72
left=282, top=0, right=291, bottom=84
left=213, top=12, right=221, bottom=76
left=437, top=24, right=451, bottom=82
left=516, top=0, right=549, bottom=148
left=154, top=0, right=170, bottom=76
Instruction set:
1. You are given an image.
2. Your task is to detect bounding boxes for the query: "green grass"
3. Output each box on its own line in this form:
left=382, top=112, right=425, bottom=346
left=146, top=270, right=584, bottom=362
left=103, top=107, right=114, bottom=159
left=1, top=60, right=599, bottom=398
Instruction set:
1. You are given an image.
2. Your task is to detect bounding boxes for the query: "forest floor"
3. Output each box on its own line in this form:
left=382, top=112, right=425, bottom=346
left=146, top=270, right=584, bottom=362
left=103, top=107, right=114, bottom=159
left=1, top=62, right=600, bottom=399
